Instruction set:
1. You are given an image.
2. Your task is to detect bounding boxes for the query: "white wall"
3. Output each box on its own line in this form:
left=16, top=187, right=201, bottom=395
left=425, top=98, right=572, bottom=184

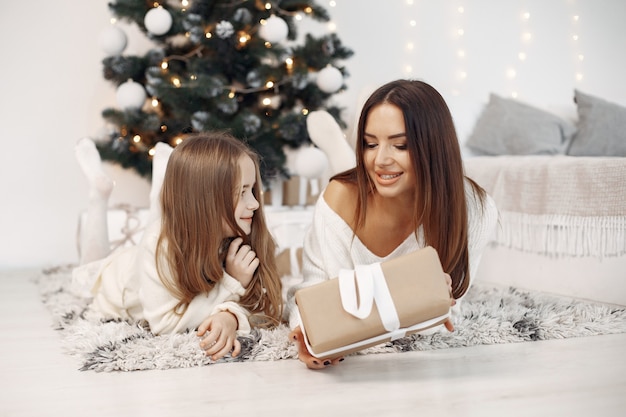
left=1, top=0, right=624, bottom=270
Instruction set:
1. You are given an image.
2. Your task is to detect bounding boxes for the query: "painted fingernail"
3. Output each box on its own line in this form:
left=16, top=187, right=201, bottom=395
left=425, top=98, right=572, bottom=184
left=312, top=360, right=319, bottom=365
left=324, top=360, right=331, bottom=366
left=339, top=358, right=345, bottom=362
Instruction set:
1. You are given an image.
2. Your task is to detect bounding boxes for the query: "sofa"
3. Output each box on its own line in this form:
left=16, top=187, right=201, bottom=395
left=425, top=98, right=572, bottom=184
left=461, top=90, right=626, bottom=306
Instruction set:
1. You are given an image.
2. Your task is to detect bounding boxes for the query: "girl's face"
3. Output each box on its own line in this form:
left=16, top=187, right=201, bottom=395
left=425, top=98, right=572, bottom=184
left=363, top=103, right=416, bottom=200
left=224, top=155, right=260, bottom=237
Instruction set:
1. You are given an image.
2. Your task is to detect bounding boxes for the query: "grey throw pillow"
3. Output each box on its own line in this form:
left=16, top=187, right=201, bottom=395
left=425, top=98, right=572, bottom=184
left=567, top=90, right=626, bottom=157
left=466, top=94, right=576, bottom=155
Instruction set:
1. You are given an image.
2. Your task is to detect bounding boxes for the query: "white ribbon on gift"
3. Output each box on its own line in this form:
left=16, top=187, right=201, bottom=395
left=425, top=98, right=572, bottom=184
left=338, top=262, right=402, bottom=336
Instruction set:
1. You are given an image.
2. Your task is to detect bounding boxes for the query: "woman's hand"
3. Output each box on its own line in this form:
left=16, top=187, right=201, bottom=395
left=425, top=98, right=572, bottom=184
left=443, top=273, right=456, bottom=332
left=225, top=237, right=259, bottom=288
left=289, top=326, right=343, bottom=370
left=197, top=311, right=241, bottom=361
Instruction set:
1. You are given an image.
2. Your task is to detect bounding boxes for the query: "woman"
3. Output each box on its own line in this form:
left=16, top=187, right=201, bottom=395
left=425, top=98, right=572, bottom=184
left=73, top=132, right=283, bottom=361
left=287, top=79, right=498, bottom=369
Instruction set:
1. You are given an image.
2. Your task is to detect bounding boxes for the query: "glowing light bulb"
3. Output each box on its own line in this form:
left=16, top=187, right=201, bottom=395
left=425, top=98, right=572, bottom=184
left=172, top=77, right=181, bottom=87
left=506, top=68, right=517, bottom=79
left=518, top=52, right=527, bottom=61
left=266, top=81, right=274, bottom=88
left=151, top=98, right=159, bottom=107
left=133, top=135, right=141, bottom=143
left=239, top=34, right=249, bottom=44
left=161, top=61, right=168, bottom=70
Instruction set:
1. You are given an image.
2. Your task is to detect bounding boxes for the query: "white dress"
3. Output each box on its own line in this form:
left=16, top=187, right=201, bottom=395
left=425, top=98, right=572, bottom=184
left=72, top=220, right=251, bottom=336
left=286, top=181, right=499, bottom=329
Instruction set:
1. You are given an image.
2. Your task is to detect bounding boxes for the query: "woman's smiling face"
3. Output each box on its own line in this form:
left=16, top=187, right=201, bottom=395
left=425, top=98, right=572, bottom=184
left=363, top=103, right=416, bottom=199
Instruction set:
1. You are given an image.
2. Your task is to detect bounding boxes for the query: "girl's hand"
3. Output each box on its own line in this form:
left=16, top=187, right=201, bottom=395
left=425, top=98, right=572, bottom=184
left=443, top=273, right=456, bottom=332
left=225, top=237, right=259, bottom=288
left=289, top=326, right=343, bottom=370
left=197, top=311, right=241, bottom=361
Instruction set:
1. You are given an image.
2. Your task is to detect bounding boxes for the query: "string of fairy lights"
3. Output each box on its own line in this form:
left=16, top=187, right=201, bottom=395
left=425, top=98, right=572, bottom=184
left=102, top=0, right=590, bottom=155
left=100, top=0, right=347, bottom=157
left=400, top=0, right=585, bottom=99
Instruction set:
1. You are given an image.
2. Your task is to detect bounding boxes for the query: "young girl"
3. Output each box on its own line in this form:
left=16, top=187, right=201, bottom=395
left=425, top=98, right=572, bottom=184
left=73, top=132, right=283, bottom=361
left=288, top=79, right=499, bottom=369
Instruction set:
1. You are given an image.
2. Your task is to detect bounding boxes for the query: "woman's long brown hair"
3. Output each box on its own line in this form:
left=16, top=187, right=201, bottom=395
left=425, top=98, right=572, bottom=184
left=155, top=132, right=282, bottom=327
left=332, top=79, right=486, bottom=299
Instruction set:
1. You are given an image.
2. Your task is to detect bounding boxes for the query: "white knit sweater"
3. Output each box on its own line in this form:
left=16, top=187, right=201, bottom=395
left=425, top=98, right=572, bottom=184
left=286, top=181, right=499, bottom=329
left=73, top=220, right=251, bottom=336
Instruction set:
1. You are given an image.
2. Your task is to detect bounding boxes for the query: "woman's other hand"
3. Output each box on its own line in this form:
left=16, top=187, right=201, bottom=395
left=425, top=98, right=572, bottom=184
left=289, top=326, right=343, bottom=370
left=225, top=237, right=259, bottom=288
left=197, top=311, right=241, bottom=361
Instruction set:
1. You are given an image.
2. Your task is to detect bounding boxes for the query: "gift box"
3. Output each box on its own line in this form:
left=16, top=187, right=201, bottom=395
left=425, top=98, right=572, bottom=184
left=263, top=176, right=322, bottom=207
left=295, top=246, right=451, bottom=359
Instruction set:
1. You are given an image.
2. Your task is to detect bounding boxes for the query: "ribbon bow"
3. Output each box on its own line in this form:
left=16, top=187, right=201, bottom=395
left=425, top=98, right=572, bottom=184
left=338, top=263, right=401, bottom=334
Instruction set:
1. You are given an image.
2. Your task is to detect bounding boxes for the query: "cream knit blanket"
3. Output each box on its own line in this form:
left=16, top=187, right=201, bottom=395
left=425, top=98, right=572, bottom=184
left=464, top=155, right=626, bottom=258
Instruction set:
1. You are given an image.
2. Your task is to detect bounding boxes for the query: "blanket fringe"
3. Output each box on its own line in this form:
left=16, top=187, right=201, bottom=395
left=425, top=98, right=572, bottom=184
left=495, top=211, right=626, bottom=258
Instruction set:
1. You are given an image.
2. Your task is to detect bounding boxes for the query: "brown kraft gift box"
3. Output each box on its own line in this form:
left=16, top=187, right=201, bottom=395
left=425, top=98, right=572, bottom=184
left=295, top=246, right=451, bottom=360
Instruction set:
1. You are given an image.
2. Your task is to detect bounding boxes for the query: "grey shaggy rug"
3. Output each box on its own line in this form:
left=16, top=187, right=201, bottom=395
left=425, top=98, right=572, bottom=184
left=35, top=265, right=626, bottom=373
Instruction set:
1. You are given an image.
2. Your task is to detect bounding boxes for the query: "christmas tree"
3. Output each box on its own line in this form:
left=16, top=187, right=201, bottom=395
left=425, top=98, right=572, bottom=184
left=95, top=0, right=353, bottom=185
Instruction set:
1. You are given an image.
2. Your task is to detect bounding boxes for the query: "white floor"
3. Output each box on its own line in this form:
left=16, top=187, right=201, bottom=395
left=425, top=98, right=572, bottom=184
left=1, top=268, right=625, bottom=417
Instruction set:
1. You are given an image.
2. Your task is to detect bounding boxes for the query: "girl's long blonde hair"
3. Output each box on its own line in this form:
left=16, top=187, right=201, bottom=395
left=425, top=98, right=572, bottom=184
left=156, top=132, right=282, bottom=327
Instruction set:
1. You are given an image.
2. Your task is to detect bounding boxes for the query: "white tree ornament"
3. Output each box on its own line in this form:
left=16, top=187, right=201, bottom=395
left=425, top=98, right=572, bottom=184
left=294, top=146, right=329, bottom=179
left=144, top=7, right=173, bottom=36
left=116, top=79, right=147, bottom=110
left=316, top=65, right=343, bottom=93
left=258, top=15, right=289, bottom=44
left=98, top=26, right=127, bottom=56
